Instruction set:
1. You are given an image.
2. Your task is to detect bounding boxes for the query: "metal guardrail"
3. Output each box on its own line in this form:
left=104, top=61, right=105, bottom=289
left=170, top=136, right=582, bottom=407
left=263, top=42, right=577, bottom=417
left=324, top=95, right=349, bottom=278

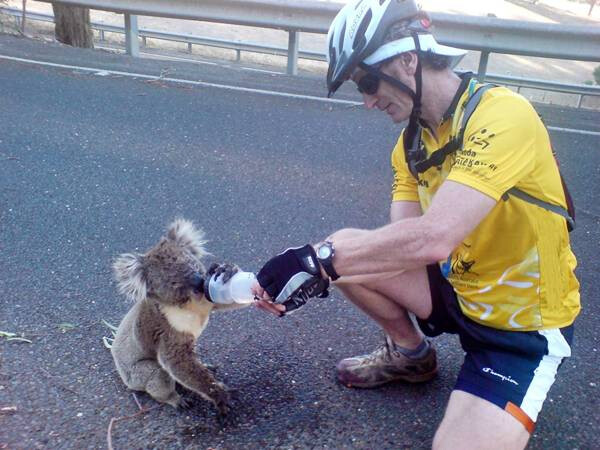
left=1, top=7, right=324, bottom=62
left=32, top=0, right=600, bottom=59
left=2, top=3, right=599, bottom=107
left=36, top=0, right=340, bottom=33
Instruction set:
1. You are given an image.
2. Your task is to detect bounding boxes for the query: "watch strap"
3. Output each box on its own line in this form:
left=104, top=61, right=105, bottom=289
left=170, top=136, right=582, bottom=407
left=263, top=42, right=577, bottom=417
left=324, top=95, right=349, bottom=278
left=318, top=241, right=340, bottom=281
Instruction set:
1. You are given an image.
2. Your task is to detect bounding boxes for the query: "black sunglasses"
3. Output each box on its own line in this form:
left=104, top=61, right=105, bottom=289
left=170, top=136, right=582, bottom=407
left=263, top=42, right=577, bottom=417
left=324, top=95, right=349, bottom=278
left=355, top=63, right=417, bottom=100
left=355, top=72, right=380, bottom=95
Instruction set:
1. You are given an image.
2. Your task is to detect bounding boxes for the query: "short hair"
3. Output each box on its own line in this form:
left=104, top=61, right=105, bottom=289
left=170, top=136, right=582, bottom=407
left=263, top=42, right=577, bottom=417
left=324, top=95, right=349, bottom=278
left=382, top=17, right=453, bottom=71
left=417, top=51, right=453, bottom=71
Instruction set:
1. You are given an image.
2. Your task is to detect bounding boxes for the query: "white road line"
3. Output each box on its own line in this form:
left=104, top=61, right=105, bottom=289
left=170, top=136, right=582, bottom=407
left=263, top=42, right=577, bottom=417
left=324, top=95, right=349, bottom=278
left=547, top=126, right=600, bottom=137
left=0, top=53, right=359, bottom=106
left=2, top=53, right=600, bottom=137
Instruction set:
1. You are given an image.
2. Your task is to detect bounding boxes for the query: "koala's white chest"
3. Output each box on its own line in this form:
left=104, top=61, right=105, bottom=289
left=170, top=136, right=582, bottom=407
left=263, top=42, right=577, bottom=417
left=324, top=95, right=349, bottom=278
left=161, top=300, right=212, bottom=339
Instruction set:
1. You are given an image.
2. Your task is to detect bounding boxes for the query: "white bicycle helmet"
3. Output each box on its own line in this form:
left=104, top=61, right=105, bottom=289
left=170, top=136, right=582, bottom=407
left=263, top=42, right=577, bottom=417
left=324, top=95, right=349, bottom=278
left=326, top=0, right=466, bottom=97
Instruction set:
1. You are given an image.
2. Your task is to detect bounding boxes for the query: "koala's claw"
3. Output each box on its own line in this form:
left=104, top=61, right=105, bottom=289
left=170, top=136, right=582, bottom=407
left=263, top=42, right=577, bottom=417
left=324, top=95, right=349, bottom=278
left=178, top=396, right=194, bottom=410
left=205, top=363, right=218, bottom=374
left=210, top=382, right=231, bottom=417
left=207, top=263, right=239, bottom=284
left=217, top=408, right=234, bottom=428
left=207, top=262, right=220, bottom=276
left=216, top=399, right=230, bottom=417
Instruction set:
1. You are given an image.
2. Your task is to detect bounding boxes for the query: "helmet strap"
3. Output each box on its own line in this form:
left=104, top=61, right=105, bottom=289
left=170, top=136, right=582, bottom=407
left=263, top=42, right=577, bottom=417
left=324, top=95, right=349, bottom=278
left=410, top=32, right=423, bottom=118
left=403, top=33, right=424, bottom=162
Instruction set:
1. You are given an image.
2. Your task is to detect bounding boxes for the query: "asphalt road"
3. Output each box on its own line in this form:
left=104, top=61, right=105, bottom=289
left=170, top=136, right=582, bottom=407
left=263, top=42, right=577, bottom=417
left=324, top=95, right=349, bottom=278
left=0, top=34, right=599, bottom=449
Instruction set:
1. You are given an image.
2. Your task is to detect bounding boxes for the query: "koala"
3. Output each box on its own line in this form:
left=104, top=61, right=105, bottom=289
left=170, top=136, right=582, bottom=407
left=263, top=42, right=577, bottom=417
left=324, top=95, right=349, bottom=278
left=110, top=218, right=248, bottom=416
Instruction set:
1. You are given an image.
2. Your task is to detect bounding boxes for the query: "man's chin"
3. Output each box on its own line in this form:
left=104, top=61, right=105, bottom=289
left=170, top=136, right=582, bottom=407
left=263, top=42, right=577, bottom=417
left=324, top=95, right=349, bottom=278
left=385, top=108, right=409, bottom=123
left=390, top=114, right=408, bottom=124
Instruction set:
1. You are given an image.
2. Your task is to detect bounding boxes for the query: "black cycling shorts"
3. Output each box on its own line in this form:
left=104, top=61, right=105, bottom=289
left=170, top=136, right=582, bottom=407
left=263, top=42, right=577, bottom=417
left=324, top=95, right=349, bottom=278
left=417, top=264, right=574, bottom=433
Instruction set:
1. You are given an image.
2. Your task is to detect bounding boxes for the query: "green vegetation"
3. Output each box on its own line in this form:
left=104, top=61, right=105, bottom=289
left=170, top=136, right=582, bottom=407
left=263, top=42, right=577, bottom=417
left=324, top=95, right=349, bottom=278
left=594, top=65, right=600, bottom=85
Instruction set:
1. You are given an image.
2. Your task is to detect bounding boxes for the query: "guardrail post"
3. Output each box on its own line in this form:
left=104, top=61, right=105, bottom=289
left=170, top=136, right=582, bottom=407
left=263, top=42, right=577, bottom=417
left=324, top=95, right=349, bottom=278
left=287, top=30, right=299, bottom=75
left=124, top=13, right=139, bottom=57
left=99, top=29, right=105, bottom=41
left=477, top=51, right=490, bottom=81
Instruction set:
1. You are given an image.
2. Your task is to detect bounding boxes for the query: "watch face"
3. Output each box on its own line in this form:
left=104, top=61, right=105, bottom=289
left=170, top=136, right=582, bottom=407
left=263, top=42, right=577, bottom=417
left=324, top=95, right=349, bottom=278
left=317, top=244, right=332, bottom=259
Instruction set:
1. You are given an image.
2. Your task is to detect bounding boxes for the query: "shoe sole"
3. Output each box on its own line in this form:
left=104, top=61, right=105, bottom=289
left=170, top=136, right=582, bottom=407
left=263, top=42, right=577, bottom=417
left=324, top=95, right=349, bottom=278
left=338, top=367, right=438, bottom=389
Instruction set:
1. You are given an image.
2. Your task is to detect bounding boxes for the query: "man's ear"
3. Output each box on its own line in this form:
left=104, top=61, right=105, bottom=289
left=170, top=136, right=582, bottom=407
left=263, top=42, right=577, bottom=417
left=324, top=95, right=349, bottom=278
left=400, top=52, right=418, bottom=76
left=385, top=53, right=418, bottom=79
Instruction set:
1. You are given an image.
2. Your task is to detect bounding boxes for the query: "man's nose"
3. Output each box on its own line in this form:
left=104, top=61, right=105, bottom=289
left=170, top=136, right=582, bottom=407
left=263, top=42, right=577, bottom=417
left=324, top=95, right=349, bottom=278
left=362, top=93, right=378, bottom=109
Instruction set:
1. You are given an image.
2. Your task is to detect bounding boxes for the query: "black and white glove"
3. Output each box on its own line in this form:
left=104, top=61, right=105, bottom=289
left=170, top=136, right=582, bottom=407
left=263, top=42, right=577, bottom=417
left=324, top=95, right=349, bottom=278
left=257, top=244, right=329, bottom=314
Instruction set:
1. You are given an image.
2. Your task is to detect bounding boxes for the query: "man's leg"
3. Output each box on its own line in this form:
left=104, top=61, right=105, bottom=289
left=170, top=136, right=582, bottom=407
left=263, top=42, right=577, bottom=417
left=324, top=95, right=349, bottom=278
left=337, top=269, right=431, bottom=348
left=327, top=225, right=432, bottom=348
left=336, top=267, right=432, bottom=348
left=433, top=390, right=530, bottom=450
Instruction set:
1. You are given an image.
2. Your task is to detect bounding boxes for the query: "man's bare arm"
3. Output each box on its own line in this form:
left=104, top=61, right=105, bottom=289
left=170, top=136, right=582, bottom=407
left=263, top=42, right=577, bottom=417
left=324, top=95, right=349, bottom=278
left=331, top=200, right=422, bottom=285
left=329, top=181, right=496, bottom=277
left=390, top=200, right=422, bottom=223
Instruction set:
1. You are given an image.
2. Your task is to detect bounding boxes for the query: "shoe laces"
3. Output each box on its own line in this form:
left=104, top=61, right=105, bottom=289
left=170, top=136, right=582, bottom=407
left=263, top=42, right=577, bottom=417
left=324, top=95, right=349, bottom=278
left=362, top=335, right=396, bottom=364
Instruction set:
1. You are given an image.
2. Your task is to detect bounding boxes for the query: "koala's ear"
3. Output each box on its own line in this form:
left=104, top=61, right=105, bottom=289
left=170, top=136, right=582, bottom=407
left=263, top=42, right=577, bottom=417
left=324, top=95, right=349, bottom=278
left=113, top=253, right=147, bottom=302
left=166, top=218, right=209, bottom=260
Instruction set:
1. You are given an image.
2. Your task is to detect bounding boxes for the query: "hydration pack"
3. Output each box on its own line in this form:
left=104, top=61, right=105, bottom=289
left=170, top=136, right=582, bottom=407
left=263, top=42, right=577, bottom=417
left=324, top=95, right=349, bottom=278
left=403, top=76, right=575, bottom=232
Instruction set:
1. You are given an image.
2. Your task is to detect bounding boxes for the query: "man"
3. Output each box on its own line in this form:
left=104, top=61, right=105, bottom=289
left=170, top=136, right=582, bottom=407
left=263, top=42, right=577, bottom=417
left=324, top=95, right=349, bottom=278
left=253, top=0, right=580, bottom=448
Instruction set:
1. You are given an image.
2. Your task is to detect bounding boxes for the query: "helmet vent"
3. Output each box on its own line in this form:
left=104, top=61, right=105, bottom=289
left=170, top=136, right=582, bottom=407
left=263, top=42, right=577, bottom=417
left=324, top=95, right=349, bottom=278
left=329, top=48, right=337, bottom=71
left=338, top=22, right=346, bottom=52
left=352, top=9, right=372, bottom=49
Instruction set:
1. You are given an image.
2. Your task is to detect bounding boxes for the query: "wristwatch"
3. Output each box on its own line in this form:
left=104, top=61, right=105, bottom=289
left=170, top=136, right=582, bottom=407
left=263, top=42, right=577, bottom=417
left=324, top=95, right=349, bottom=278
left=316, top=241, right=340, bottom=281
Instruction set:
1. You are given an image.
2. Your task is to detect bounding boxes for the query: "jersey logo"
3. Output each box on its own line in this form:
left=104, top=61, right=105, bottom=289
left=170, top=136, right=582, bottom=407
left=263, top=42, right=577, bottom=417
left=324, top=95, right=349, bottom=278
left=467, top=128, right=496, bottom=150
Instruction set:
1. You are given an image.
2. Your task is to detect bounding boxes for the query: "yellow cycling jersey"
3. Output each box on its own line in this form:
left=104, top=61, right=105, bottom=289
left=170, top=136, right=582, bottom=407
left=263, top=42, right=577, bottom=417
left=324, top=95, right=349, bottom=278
left=391, top=78, right=580, bottom=331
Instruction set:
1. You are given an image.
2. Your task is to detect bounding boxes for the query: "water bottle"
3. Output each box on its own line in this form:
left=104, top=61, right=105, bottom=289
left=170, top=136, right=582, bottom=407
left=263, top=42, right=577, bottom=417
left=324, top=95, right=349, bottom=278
left=205, top=271, right=257, bottom=305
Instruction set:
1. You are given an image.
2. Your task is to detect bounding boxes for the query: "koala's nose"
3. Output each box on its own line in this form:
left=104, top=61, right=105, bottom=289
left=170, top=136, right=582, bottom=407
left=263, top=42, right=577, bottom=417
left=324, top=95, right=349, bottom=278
left=190, top=273, right=205, bottom=294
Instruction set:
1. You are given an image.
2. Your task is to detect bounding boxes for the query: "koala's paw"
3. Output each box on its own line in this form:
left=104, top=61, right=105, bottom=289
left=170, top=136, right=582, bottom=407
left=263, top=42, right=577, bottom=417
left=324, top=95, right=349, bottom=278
left=210, top=381, right=231, bottom=417
left=207, top=263, right=239, bottom=284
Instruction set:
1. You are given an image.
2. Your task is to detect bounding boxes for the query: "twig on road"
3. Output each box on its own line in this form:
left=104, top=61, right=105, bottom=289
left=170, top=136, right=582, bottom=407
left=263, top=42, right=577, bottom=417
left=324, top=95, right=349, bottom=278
left=0, top=406, right=17, bottom=414
left=132, top=393, right=143, bottom=411
left=0, top=331, right=31, bottom=343
left=0, top=152, right=20, bottom=161
left=106, top=394, right=161, bottom=450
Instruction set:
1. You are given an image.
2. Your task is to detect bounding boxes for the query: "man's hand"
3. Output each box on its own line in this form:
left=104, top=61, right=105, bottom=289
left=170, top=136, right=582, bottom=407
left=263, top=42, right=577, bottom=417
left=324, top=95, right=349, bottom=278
left=256, top=244, right=321, bottom=301
left=252, top=244, right=328, bottom=316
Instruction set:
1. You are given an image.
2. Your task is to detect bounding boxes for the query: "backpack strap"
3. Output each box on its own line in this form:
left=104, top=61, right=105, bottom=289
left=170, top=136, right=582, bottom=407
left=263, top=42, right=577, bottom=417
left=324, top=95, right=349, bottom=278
left=403, top=120, right=424, bottom=179
left=558, top=170, right=576, bottom=231
left=456, top=84, right=496, bottom=143
left=407, top=83, right=495, bottom=177
left=503, top=187, right=575, bottom=231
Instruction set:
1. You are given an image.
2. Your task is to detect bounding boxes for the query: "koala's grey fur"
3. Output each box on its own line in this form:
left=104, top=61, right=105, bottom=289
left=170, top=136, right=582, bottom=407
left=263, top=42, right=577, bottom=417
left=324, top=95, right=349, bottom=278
left=111, top=219, right=248, bottom=415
